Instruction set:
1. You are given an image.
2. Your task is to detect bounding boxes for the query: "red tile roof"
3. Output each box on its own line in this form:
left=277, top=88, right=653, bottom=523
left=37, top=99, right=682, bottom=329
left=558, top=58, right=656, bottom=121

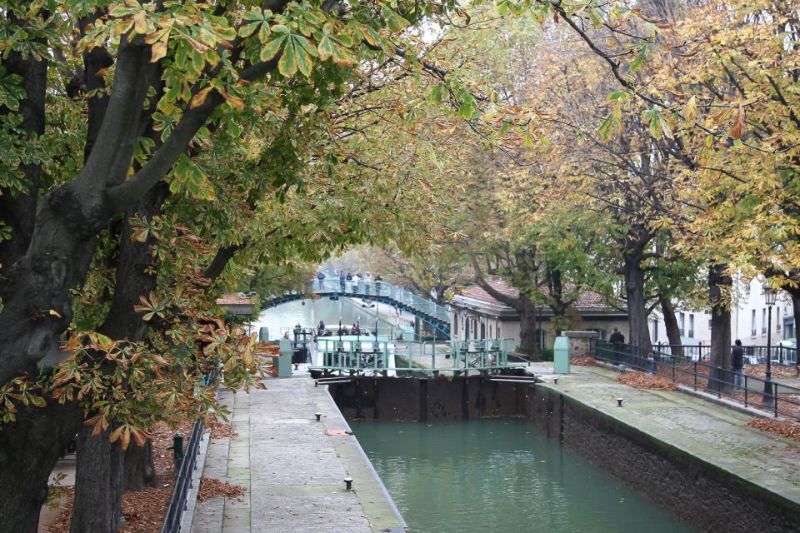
left=457, top=276, right=612, bottom=311
left=216, top=294, right=254, bottom=306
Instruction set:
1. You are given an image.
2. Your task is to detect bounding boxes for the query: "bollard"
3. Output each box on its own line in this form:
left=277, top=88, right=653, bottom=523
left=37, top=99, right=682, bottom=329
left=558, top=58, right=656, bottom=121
left=344, top=476, right=353, bottom=490
left=553, top=378, right=558, bottom=385
left=315, top=412, right=322, bottom=422
left=171, top=433, right=185, bottom=471
left=616, top=398, right=624, bottom=407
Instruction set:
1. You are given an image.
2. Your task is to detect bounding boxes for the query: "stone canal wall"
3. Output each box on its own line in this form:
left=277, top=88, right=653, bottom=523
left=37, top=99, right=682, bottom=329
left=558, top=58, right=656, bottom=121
left=528, top=383, right=800, bottom=533
left=329, top=376, right=800, bottom=533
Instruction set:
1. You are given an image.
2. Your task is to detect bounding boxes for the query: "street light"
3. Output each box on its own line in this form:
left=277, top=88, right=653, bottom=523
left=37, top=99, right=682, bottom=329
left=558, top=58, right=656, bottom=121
left=762, top=283, right=777, bottom=407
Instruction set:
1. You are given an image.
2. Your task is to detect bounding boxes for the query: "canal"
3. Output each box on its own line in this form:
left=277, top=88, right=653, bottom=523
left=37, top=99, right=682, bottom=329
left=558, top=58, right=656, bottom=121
left=351, top=418, right=692, bottom=533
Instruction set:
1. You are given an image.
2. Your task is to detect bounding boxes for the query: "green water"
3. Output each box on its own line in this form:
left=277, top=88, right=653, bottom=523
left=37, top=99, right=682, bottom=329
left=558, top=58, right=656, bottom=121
left=352, top=419, right=693, bottom=533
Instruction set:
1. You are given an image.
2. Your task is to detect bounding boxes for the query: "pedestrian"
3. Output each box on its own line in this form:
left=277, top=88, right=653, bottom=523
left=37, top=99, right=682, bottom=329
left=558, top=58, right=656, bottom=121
left=609, top=327, right=625, bottom=364
left=353, top=272, right=361, bottom=292
left=318, top=320, right=326, bottom=335
left=316, top=271, right=325, bottom=289
left=732, top=339, right=745, bottom=389
left=339, top=271, right=346, bottom=292
left=375, top=274, right=382, bottom=295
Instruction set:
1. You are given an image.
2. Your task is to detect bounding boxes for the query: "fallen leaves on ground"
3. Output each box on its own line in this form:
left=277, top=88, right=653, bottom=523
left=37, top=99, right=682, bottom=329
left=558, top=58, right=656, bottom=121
left=618, top=371, right=678, bottom=391
left=197, top=477, right=246, bottom=502
left=746, top=418, right=800, bottom=441
left=47, top=420, right=191, bottom=532
left=745, top=364, right=800, bottom=380
left=571, top=356, right=596, bottom=366
left=207, top=419, right=237, bottom=439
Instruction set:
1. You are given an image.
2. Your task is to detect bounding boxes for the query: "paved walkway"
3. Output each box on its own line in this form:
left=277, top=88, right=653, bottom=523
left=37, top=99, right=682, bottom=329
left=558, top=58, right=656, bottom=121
left=192, top=367, right=404, bottom=532
left=531, top=362, right=800, bottom=506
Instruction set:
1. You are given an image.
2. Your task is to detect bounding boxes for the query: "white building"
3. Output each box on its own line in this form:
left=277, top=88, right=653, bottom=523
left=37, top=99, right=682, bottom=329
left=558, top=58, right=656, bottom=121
left=733, top=278, right=795, bottom=346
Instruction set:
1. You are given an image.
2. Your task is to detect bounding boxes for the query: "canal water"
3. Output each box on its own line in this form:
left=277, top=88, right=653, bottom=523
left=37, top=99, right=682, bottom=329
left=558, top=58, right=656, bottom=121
left=255, top=298, right=415, bottom=340
left=352, top=419, right=692, bottom=533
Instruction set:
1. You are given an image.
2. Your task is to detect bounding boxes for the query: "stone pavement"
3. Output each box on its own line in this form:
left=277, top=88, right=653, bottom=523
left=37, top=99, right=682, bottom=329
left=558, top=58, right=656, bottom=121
left=191, top=367, right=405, bottom=532
left=531, top=362, right=800, bottom=507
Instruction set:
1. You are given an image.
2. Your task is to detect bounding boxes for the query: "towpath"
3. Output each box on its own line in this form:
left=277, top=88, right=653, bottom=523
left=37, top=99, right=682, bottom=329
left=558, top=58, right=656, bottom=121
left=191, top=366, right=404, bottom=532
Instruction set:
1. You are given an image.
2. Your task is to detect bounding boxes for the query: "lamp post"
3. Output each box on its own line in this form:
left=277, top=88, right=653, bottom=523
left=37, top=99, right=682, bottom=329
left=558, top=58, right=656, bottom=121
left=762, top=283, right=777, bottom=406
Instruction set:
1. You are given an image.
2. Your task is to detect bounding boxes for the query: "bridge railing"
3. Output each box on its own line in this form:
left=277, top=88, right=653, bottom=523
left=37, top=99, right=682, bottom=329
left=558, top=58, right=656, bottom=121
left=651, top=343, right=798, bottom=365
left=311, top=278, right=450, bottom=323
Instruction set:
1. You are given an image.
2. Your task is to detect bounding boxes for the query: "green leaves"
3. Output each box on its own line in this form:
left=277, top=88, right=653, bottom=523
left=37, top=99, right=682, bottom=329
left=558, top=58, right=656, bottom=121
left=169, top=154, right=216, bottom=201
left=642, top=107, right=673, bottom=140
left=261, top=26, right=318, bottom=77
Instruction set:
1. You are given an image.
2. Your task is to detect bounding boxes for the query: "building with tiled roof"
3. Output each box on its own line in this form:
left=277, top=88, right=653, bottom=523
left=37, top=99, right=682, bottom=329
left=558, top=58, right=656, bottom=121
left=216, top=293, right=257, bottom=315
left=449, top=276, right=627, bottom=351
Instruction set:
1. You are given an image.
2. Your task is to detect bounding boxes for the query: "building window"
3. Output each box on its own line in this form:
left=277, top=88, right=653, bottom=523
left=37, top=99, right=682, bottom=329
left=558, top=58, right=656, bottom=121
left=751, top=310, right=756, bottom=336
left=651, top=319, right=658, bottom=342
left=689, top=314, right=695, bottom=338
left=454, top=314, right=459, bottom=336
left=480, top=322, right=486, bottom=340
left=762, top=308, right=766, bottom=334
left=679, top=312, right=685, bottom=336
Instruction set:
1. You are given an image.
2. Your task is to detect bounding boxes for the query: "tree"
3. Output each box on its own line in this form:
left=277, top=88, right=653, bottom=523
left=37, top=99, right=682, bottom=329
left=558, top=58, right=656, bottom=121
left=0, top=1, right=508, bottom=529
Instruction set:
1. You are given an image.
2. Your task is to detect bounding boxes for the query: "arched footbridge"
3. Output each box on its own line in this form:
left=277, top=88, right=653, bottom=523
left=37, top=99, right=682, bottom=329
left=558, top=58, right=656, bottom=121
left=261, top=277, right=451, bottom=338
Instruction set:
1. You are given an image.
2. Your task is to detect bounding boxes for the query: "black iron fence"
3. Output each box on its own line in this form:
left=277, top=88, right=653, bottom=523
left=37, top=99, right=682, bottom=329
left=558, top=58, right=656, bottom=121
left=161, top=420, right=204, bottom=533
left=596, top=342, right=800, bottom=421
left=161, top=369, right=217, bottom=533
left=651, top=343, right=798, bottom=366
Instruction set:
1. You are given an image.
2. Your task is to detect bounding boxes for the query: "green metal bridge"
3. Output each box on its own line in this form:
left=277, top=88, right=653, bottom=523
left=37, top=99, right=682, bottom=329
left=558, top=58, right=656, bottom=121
left=261, top=276, right=452, bottom=338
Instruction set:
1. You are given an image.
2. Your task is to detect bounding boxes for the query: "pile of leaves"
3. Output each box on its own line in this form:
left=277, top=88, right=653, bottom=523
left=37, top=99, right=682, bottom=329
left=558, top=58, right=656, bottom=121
left=571, top=356, right=596, bottom=367
left=745, top=365, right=799, bottom=380
left=618, top=371, right=677, bottom=391
left=208, top=419, right=238, bottom=439
left=197, top=478, right=246, bottom=502
left=746, top=418, right=800, bottom=442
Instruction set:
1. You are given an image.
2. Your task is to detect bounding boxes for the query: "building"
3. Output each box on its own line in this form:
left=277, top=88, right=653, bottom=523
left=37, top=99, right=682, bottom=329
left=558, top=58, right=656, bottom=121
left=448, top=277, right=628, bottom=351
left=649, top=308, right=712, bottom=347
left=733, top=278, right=796, bottom=346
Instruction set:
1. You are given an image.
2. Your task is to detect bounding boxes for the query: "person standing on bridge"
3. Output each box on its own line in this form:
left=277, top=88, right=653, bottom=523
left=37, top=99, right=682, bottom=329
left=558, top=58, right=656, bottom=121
left=364, top=272, right=372, bottom=294
left=353, top=272, right=361, bottom=292
left=339, top=271, right=346, bottom=292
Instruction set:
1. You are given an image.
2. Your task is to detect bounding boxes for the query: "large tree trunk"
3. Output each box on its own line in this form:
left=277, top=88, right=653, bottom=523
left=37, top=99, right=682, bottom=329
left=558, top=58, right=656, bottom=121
left=124, top=441, right=157, bottom=491
left=707, top=264, right=732, bottom=392
left=70, top=427, right=125, bottom=533
left=0, top=402, right=82, bottom=532
left=518, top=298, right=539, bottom=358
left=658, top=294, right=683, bottom=356
left=624, top=258, right=652, bottom=349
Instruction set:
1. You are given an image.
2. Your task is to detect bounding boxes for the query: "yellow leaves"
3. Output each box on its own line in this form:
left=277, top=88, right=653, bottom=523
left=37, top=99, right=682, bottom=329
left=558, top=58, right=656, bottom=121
left=191, top=86, right=214, bottom=109
left=683, top=96, right=697, bottom=123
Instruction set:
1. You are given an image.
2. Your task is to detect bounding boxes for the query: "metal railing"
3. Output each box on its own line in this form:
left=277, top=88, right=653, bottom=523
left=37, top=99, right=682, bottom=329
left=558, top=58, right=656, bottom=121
left=597, top=342, right=800, bottom=421
left=161, top=369, right=216, bottom=533
left=161, top=419, right=204, bottom=533
left=311, top=337, right=514, bottom=375
left=651, top=343, right=798, bottom=365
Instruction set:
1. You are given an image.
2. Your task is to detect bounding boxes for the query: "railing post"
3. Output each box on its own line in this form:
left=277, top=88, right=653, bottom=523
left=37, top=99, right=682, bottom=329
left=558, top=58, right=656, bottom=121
left=774, top=386, right=779, bottom=418
left=693, top=362, right=697, bottom=391
left=744, top=375, right=748, bottom=407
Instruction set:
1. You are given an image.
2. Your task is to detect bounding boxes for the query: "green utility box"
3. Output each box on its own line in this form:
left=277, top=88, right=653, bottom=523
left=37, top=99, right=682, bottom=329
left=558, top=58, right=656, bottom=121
left=553, top=336, right=570, bottom=374
left=277, top=339, right=293, bottom=378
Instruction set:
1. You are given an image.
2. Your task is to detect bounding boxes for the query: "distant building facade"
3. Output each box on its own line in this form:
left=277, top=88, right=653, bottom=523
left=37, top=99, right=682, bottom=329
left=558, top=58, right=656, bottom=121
left=448, top=277, right=628, bottom=351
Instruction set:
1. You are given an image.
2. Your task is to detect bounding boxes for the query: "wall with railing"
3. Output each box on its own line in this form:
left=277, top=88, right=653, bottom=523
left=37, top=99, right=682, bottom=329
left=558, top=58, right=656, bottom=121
left=596, top=342, right=800, bottom=421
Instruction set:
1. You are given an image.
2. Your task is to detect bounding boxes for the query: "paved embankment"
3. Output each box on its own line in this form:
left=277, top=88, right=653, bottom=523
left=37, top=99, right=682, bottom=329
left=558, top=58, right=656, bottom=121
left=529, top=363, right=800, bottom=531
left=192, top=369, right=405, bottom=532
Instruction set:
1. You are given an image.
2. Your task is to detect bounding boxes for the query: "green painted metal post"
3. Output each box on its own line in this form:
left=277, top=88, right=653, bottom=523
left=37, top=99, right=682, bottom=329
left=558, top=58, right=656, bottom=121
left=277, top=339, right=293, bottom=378
left=554, top=336, right=570, bottom=374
